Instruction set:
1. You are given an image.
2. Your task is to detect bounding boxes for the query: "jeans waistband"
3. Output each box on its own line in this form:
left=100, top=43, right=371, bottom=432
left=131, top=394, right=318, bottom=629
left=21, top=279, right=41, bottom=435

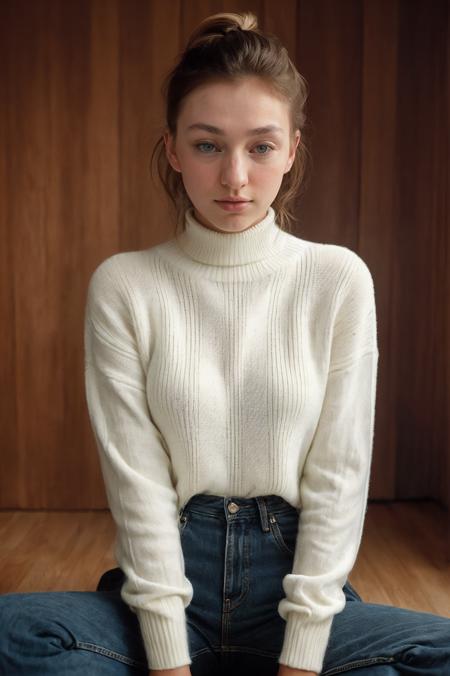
left=179, top=493, right=300, bottom=533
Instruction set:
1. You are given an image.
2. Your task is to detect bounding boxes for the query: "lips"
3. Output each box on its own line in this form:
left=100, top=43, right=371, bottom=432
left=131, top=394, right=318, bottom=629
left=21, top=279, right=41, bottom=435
left=215, top=200, right=252, bottom=212
left=215, top=198, right=251, bottom=203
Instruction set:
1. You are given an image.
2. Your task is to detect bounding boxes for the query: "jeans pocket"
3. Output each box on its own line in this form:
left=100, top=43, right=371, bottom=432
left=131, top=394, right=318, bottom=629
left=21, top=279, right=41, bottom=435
left=268, top=512, right=298, bottom=556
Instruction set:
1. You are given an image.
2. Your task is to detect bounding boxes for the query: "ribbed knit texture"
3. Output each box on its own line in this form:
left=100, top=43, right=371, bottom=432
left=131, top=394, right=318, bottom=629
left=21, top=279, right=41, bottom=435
left=84, top=206, right=379, bottom=672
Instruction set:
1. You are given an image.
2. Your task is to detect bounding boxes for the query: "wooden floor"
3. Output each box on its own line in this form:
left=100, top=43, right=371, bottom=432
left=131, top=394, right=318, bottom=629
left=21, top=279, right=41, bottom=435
left=0, top=499, right=449, bottom=618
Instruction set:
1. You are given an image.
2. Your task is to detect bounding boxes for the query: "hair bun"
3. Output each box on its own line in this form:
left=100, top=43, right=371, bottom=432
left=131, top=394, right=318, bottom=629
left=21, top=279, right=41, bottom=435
left=185, top=11, right=258, bottom=50
left=224, top=11, right=258, bottom=31
left=203, top=11, right=257, bottom=33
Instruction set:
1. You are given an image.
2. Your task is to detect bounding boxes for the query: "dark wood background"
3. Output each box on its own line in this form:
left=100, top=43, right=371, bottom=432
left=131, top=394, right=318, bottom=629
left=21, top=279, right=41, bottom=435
left=1, top=0, right=448, bottom=536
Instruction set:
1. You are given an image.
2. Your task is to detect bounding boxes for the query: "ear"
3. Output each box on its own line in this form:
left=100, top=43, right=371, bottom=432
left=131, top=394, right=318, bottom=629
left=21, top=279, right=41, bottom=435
left=284, top=129, right=301, bottom=174
left=163, top=130, right=182, bottom=173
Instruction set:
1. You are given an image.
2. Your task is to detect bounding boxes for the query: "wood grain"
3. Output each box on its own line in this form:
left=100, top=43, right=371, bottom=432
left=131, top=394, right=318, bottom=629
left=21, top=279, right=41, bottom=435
left=0, top=0, right=448, bottom=543
left=0, top=501, right=449, bottom=619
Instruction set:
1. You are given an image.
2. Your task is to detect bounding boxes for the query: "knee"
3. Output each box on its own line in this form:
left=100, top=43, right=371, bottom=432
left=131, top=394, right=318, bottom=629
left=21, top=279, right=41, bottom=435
left=0, top=593, right=32, bottom=642
left=0, top=592, right=75, bottom=653
left=396, top=616, right=450, bottom=671
left=0, top=593, right=35, bottom=670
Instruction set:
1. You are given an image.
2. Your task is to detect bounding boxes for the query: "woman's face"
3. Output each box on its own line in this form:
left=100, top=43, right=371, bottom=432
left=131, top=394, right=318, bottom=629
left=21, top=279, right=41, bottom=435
left=164, top=76, right=301, bottom=233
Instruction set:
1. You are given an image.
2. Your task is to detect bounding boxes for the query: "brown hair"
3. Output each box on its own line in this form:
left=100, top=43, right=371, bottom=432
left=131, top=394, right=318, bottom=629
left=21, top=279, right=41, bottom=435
left=150, top=11, right=311, bottom=234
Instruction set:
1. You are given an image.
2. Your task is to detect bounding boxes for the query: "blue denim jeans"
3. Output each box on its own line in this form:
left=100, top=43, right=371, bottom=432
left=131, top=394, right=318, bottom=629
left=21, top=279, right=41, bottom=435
left=1, top=494, right=449, bottom=675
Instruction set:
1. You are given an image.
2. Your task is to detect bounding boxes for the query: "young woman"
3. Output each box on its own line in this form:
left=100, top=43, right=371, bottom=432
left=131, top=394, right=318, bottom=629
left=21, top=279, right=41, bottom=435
left=1, top=10, right=449, bottom=676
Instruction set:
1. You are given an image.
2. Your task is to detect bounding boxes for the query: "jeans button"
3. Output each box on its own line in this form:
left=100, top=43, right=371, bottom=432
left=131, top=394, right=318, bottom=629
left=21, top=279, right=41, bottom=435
left=227, top=502, right=240, bottom=514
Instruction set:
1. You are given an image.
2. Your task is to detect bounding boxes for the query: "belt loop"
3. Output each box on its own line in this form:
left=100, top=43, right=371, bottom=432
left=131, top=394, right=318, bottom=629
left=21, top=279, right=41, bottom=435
left=256, top=496, right=270, bottom=532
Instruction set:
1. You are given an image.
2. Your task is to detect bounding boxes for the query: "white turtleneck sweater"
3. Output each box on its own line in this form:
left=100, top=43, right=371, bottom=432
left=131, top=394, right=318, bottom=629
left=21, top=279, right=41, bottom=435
left=84, top=206, right=379, bottom=673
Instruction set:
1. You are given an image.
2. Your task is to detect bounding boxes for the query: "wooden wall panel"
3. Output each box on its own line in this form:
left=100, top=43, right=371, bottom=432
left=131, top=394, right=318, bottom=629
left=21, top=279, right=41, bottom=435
left=393, top=0, right=448, bottom=504
left=359, top=0, right=399, bottom=499
left=263, top=0, right=298, bottom=58
left=447, top=0, right=450, bottom=557
left=0, top=0, right=448, bottom=515
left=0, top=1, right=20, bottom=507
left=81, top=0, right=121, bottom=507
left=118, top=0, right=181, bottom=251
left=295, top=0, right=363, bottom=246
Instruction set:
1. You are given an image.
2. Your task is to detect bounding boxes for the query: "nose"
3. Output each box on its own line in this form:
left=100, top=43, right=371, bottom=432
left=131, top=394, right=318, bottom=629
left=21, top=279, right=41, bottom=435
left=220, top=152, right=249, bottom=191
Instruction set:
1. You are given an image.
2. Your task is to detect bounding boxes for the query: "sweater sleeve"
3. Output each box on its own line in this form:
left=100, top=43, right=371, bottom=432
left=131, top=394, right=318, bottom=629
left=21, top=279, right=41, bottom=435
left=277, top=250, right=379, bottom=672
left=84, top=255, right=193, bottom=670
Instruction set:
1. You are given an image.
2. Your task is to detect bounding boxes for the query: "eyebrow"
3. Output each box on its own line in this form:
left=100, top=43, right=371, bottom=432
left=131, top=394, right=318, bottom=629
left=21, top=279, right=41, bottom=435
left=186, top=123, right=284, bottom=136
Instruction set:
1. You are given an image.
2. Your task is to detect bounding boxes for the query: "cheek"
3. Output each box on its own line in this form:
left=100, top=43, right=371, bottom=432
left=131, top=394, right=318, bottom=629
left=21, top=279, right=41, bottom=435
left=254, top=162, right=286, bottom=184
left=179, top=163, right=216, bottom=201
left=182, top=159, right=215, bottom=184
left=183, top=164, right=216, bottom=193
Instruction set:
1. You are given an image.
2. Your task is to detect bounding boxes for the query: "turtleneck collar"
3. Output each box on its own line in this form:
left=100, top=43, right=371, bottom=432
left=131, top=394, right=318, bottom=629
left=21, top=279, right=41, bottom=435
left=175, top=206, right=283, bottom=267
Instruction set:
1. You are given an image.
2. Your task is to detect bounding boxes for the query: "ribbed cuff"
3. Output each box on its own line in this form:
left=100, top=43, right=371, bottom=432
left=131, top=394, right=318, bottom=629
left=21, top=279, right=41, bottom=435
left=136, top=597, right=192, bottom=670
left=278, top=613, right=334, bottom=672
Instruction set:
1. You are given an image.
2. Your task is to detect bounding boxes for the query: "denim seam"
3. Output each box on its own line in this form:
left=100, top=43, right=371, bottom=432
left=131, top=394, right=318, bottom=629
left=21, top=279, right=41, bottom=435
left=216, top=645, right=280, bottom=658
left=221, top=521, right=231, bottom=649
left=145, top=644, right=398, bottom=668
left=184, top=507, right=297, bottom=520
left=184, top=509, right=225, bottom=521
left=75, top=640, right=148, bottom=669
left=321, top=655, right=397, bottom=675
left=191, top=645, right=221, bottom=658
left=256, top=496, right=270, bottom=531
left=224, top=526, right=251, bottom=611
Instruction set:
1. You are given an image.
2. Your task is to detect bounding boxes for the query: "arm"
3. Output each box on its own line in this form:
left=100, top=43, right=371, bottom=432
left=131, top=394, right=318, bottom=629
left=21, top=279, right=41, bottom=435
left=84, top=256, right=193, bottom=671
left=278, top=668, right=318, bottom=676
left=149, top=668, right=191, bottom=676
left=277, top=251, right=379, bottom=673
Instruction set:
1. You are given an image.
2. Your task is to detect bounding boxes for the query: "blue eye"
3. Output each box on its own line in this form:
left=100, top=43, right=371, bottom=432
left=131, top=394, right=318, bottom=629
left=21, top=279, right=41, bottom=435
left=196, top=142, right=216, bottom=153
left=194, top=142, right=275, bottom=156
left=254, top=143, right=273, bottom=155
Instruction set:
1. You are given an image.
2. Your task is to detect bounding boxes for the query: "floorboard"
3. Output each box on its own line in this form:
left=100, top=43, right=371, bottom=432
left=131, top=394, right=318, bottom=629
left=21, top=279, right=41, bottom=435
left=1, top=500, right=449, bottom=618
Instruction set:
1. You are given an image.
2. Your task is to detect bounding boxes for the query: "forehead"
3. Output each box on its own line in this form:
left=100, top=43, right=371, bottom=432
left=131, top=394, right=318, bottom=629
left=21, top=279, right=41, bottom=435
left=178, top=77, right=290, bottom=131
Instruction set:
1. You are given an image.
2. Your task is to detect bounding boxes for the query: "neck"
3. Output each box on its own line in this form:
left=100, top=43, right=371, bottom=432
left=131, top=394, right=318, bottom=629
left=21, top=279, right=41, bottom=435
left=176, top=206, right=283, bottom=267
left=157, top=205, right=308, bottom=283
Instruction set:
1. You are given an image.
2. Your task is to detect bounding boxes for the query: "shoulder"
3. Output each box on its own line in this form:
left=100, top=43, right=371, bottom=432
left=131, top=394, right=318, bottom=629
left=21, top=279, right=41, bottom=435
left=295, top=238, right=376, bottom=307
left=285, top=230, right=375, bottom=301
left=320, top=243, right=375, bottom=292
left=86, top=250, right=156, bottom=332
left=85, top=250, right=158, bottom=354
left=318, top=244, right=377, bottom=323
left=87, top=249, right=151, bottom=287
left=297, top=236, right=371, bottom=275
left=284, top=230, right=373, bottom=277
left=86, top=247, right=163, bottom=302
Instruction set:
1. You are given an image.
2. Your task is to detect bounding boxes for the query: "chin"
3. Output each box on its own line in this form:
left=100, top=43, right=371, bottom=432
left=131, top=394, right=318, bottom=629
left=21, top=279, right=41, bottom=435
left=197, top=213, right=242, bottom=232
